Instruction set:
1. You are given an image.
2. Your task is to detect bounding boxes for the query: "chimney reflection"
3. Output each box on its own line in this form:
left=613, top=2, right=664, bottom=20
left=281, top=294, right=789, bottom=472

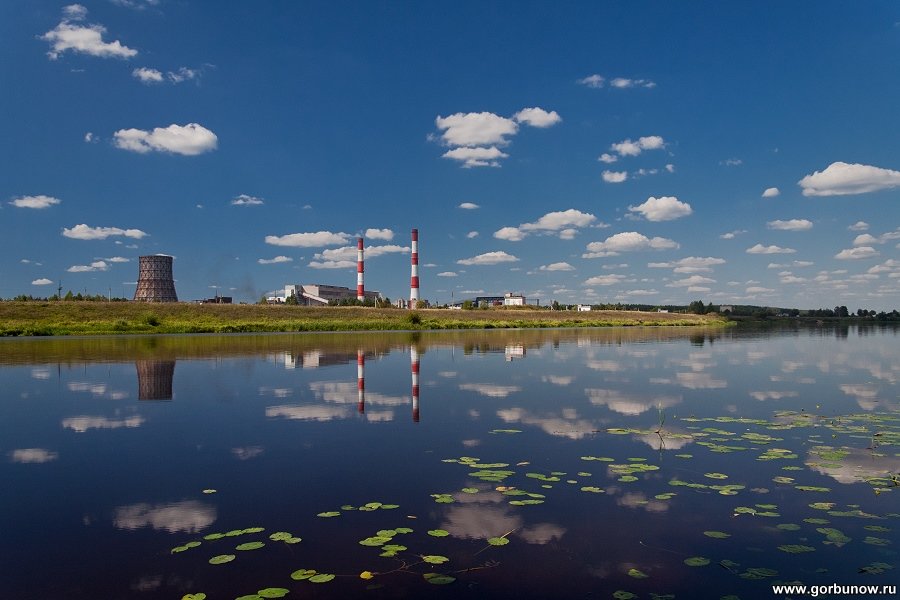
left=411, top=345, right=420, bottom=423
left=135, top=360, right=175, bottom=401
left=357, top=350, right=365, bottom=414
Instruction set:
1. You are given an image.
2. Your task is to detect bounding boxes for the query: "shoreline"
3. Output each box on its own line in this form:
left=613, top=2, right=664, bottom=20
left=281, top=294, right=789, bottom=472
left=0, top=301, right=725, bottom=337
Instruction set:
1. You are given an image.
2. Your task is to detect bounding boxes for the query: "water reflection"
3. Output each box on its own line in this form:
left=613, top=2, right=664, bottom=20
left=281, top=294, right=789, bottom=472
left=113, top=500, right=216, bottom=533
left=136, top=360, right=175, bottom=401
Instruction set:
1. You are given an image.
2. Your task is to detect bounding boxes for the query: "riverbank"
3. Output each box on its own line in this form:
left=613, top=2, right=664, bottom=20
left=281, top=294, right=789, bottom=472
left=0, top=302, right=725, bottom=336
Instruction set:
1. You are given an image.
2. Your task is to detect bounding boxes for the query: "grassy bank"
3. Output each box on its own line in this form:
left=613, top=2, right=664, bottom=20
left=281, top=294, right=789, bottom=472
left=0, top=302, right=725, bottom=336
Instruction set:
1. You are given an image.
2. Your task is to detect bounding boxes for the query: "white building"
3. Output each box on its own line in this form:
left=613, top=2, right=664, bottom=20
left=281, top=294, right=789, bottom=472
left=503, top=292, right=525, bottom=306
left=268, top=283, right=379, bottom=305
left=577, top=304, right=592, bottom=312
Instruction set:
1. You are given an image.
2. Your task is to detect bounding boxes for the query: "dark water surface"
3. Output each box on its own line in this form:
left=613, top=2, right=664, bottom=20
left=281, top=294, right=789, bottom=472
left=1, top=326, right=898, bottom=600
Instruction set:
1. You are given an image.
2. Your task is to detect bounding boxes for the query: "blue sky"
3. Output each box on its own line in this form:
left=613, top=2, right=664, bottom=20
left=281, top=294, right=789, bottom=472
left=2, top=1, right=900, bottom=309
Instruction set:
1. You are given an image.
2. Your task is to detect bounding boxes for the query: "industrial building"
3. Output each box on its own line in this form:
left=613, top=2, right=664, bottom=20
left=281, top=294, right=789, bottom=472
left=133, top=255, right=178, bottom=302
left=268, top=284, right=380, bottom=305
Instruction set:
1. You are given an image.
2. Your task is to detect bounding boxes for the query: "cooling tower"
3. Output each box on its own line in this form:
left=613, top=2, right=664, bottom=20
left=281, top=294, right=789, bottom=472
left=134, top=255, right=178, bottom=302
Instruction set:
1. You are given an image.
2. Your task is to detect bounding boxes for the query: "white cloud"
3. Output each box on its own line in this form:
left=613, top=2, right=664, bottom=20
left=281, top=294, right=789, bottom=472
left=113, top=123, right=217, bottom=156
left=41, top=6, right=137, bottom=60
left=494, top=209, right=597, bottom=241
left=610, top=77, right=656, bottom=89
left=230, top=194, right=263, bottom=206
left=308, top=244, right=408, bottom=268
left=648, top=257, right=725, bottom=273
left=9, top=195, right=61, bottom=209
left=746, top=244, right=796, bottom=255
left=720, top=229, right=747, bottom=239
left=132, top=67, right=163, bottom=83
left=584, top=274, right=626, bottom=286
left=67, top=260, right=108, bottom=273
left=848, top=221, right=869, bottom=231
left=618, top=289, right=658, bottom=297
left=32, top=278, right=54, bottom=286
left=442, top=146, right=508, bottom=168
left=458, top=202, right=480, bottom=210
left=628, top=196, right=692, bottom=221
left=578, top=74, right=605, bottom=88
left=166, top=67, right=199, bottom=83
left=84, top=132, right=95, bottom=142
left=746, top=286, right=775, bottom=294
left=539, top=262, right=575, bottom=272
left=798, top=162, right=900, bottom=196
left=265, top=231, right=350, bottom=248
left=835, top=246, right=879, bottom=260
left=610, top=135, right=665, bottom=157
left=853, top=228, right=900, bottom=245
left=437, top=271, right=458, bottom=277
left=466, top=231, right=479, bottom=239
left=435, top=112, right=518, bottom=147
left=767, top=219, right=813, bottom=231
left=762, top=187, right=780, bottom=198
left=104, top=256, right=130, bottom=263
left=721, top=158, right=742, bottom=166
left=365, top=228, right=394, bottom=240
left=602, top=170, right=628, bottom=183
left=667, top=275, right=716, bottom=288
left=111, top=0, right=160, bottom=8
left=457, top=251, right=519, bottom=266
left=493, top=227, right=526, bottom=241
left=598, top=153, right=618, bottom=164
left=62, top=224, right=147, bottom=240
left=258, top=256, right=292, bottom=265
left=513, top=107, right=562, bottom=128
left=584, top=232, right=679, bottom=257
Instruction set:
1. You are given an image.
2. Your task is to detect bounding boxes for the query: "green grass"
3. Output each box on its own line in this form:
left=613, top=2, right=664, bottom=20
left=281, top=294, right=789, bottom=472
left=0, top=302, right=725, bottom=337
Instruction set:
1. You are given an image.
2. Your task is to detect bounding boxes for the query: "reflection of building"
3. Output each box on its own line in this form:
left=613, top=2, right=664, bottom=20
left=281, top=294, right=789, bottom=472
left=411, top=346, right=420, bottom=423
left=279, top=351, right=357, bottom=369
left=357, top=350, right=365, bottom=413
left=136, top=360, right=175, bottom=400
left=504, top=344, right=526, bottom=361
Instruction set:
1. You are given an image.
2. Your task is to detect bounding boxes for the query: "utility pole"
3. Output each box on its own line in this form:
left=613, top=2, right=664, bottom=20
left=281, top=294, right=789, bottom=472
left=57, top=280, right=62, bottom=300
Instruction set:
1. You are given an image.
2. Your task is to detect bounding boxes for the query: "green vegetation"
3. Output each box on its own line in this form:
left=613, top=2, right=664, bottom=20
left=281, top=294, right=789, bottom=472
left=0, top=301, right=723, bottom=337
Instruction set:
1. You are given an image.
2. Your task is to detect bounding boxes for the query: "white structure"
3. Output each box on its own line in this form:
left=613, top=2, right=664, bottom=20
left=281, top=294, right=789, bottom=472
left=269, top=283, right=379, bottom=305
left=503, top=292, right=525, bottom=306
left=577, top=304, right=592, bottom=312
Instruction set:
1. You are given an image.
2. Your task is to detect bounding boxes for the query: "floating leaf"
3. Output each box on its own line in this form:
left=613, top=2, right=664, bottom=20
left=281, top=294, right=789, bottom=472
left=257, top=588, right=290, bottom=598
left=487, top=537, right=509, bottom=546
left=684, top=557, right=710, bottom=567
left=284, top=537, right=302, bottom=544
left=171, top=545, right=190, bottom=553
left=776, top=523, right=801, bottom=531
left=290, top=569, right=316, bottom=581
left=236, top=542, right=265, bottom=551
left=395, top=527, right=414, bottom=534
left=423, top=573, right=455, bottom=585
left=242, top=527, right=265, bottom=534
left=461, top=488, right=479, bottom=494
left=381, top=504, right=400, bottom=509
left=208, top=554, right=235, bottom=565
left=422, top=555, right=449, bottom=564
left=317, top=511, right=340, bottom=518
left=203, top=533, right=225, bottom=541
left=308, top=574, right=335, bottom=583
left=703, top=531, right=731, bottom=539
left=182, top=594, right=206, bottom=600
left=778, top=545, right=815, bottom=553
left=863, top=536, right=891, bottom=546
left=360, top=571, right=374, bottom=580
left=705, top=472, right=729, bottom=479
left=581, top=486, right=604, bottom=493
left=613, top=592, right=637, bottom=600
left=428, top=529, right=450, bottom=537
left=235, top=595, right=262, bottom=600
left=225, top=530, right=244, bottom=537
left=202, top=489, right=216, bottom=494
left=627, top=568, right=648, bottom=579
left=269, top=532, right=294, bottom=541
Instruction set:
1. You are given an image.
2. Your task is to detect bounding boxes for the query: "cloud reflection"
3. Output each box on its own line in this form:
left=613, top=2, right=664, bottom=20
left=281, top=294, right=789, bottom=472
left=231, top=446, right=265, bottom=460
left=114, top=500, right=216, bottom=533
left=9, top=448, right=58, bottom=463
left=497, top=407, right=599, bottom=439
left=585, top=388, right=681, bottom=415
left=265, top=405, right=351, bottom=421
left=62, top=415, right=144, bottom=432
left=459, top=383, right=522, bottom=398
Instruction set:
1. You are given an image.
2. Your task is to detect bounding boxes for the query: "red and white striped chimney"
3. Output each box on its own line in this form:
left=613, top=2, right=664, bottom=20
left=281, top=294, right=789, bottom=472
left=409, top=228, right=419, bottom=308
left=411, top=345, right=420, bottom=423
left=357, top=349, right=365, bottom=413
left=357, top=237, right=365, bottom=301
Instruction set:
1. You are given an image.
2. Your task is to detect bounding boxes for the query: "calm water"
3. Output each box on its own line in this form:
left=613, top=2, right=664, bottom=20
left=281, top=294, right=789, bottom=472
left=1, top=326, right=898, bottom=600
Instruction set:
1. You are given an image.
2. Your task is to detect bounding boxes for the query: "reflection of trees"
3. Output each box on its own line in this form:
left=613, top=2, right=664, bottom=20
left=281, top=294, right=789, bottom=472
left=136, top=360, right=175, bottom=400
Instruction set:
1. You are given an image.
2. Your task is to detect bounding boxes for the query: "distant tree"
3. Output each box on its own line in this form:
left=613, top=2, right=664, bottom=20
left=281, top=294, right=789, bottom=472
left=835, top=305, right=849, bottom=318
left=462, top=300, right=474, bottom=310
left=551, top=300, right=560, bottom=311
left=63, top=290, right=74, bottom=301
left=688, top=300, right=706, bottom=314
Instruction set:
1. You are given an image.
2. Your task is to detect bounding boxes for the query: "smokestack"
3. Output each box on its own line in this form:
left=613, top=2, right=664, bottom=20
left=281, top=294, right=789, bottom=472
left=410, top=228, right=419, bottom=308
left=357, top=237, right=365, bottom=301
left=411, top=345, right=420, bottom=423
left=357, top=350, right=365, bottom=413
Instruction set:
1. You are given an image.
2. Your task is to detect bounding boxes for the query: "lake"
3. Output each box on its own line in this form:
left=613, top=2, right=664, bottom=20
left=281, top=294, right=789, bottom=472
left=1, top=325, right=898, bottom=599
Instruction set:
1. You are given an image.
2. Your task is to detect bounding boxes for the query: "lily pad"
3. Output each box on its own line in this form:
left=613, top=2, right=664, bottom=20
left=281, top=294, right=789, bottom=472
left=778, top=545, right=815, bottom=553
left=423, top=573, right=456, bottom=585
left=317, top=511, right=340, bottom=518
left=182, top=594, right=206, bottom=600
left=308, top=574, right=335, bottom=583
left=257, top=588, right=290, bottom=598
left=269, top=532, right=294, bottom=541
left=422, top=555, right=449, bottom=564
left=427, top=529, right=450, bottom=537
left=627, top=568, right=648, bottom=579
left=613, top=592, right=637, bottom=600
left=684, top=557, right=710, bottom=567
left=703, top=531, right=731, bottom=539
left=487, top=537, right=509, bottom=546
left=208, top=554, right=235, bottom=565
left=203, top=533, right=225, bottom=541
left=236, top=542, right=265, bottom=551
left=290, top=569, right=316, bottom=581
